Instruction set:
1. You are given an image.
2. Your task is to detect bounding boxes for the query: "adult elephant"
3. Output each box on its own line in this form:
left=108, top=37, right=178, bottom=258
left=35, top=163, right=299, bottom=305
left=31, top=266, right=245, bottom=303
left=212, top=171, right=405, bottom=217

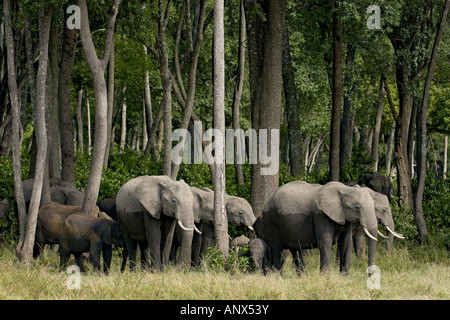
left=353, top=187, right=404, bottom=260
left=98, top=197, right=117, bottom=221
left=359, top=173, right=394, bottom=201
left=255, top=181, right=379, bottom=275
left=116, top=175, right=196, bottom=271
left=186, top=186, right=256, bottom=266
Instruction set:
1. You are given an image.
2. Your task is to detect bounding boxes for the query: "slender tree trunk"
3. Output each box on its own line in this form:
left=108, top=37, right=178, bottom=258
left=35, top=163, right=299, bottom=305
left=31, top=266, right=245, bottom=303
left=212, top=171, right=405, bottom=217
left=329, top=0, right=343, bottom=181
left=77, top=0, right=121, bottom=216
left=371, top=77, right=385, bottom=172
left=76, top=88, right=84, bottom=153
left=143, top=45, right=153, bottom=153
left=444, top=136, right=448, bottom=179
left=86, top=92, right=91, bottom=154
left=16, top=4, right=53, bottom=262
left=59, top=21, right=77, bottom=183
left=232, top=0, right=246, bottom=186
left=213, top=0, right=228, bottom=260
left=415, top=0, right=450, bottom=242
left=386, top=124, right=395, bottom=174
left=4, top=0, right=27, bottom=256
left=104, top=35, right=115, bottom=169
left=120, top=91, right=127, bottom=151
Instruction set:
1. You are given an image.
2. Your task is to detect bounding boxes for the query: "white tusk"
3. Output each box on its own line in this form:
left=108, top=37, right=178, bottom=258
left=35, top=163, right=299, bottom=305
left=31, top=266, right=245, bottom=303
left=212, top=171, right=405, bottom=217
left=247, top=225, right=254, bottom=231
left=378, top=230, right=389, bottom=239
left=177, top=220, right=194, bottom=232
left=194, top=225, right=202, bottom=235
left=386, top=226, right=405, bottom=239
left=364, top=227, right=378, bottom=241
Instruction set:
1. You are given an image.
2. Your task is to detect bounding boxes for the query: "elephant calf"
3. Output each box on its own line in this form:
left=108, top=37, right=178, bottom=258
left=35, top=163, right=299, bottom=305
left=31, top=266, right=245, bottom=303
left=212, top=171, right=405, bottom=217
left=59, top=213, right=125, bottom=273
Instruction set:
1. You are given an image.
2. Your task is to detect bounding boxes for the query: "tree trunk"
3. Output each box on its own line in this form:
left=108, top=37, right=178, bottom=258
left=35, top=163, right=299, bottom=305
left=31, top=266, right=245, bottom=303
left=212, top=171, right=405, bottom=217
left=213, top=0, right=229, bottom=260
left=282, top=19, right=302, bottom=177
left=371, top=77, right=385, bottom=172
left=415, top=0, right=450, bottom=242
left=444, top=136, right=448, bottom=179
left=48, top=18, right=61, bottom=180
left=77, top=0, right=121, bottom=216
left=59, top=21, right=78, bottom=183
left=76, top=88, right=84, bottom=153
left=16, top=4, right=53, bottom=263
left=104, top=35, right=115, bottom=169
left=340, top=43, right=356, bottom=168
left=143, top=45, right=153, bottom=153
left=4, top=0, right=27, bottom=257
left=329, top=0, right=343, bottom=181
left=120, top=91, right=127, bottom=151
left=386, top=124, right=395, bottom=175
left=245, top=0, right=286, bottom=218
left=232, top=0, right=246, bottom=186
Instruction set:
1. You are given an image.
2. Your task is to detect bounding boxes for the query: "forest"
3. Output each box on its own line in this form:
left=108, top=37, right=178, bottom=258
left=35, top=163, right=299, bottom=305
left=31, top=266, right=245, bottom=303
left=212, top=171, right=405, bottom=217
left=0, top=0, right=449, bottom=300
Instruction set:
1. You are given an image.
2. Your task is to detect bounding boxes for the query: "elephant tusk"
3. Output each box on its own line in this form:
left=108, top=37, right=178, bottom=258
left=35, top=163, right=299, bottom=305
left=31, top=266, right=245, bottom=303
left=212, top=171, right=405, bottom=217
left=194, top=225, right=202, bottom=235
left=377, top=230, right=389, bottom=239
left=364, top=227, right=378, bottom=241
left=386, top=226, right=405, bottom=239
left=177, top=220, right=194, bottom=232
left=247, top=225, right=254, bottom=231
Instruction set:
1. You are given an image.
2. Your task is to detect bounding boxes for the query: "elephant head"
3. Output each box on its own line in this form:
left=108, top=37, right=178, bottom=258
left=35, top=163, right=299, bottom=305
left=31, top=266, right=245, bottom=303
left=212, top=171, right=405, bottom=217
left=364, top=187, right=404, bottom=254
left=225, top=195, right=256, bottom=231
left=316, top=182, right=379, bottom=241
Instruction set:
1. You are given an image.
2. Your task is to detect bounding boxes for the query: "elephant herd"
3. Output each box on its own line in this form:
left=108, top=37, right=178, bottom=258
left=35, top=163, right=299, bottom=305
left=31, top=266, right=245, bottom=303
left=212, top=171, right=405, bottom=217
left=1, top=172, right=404, bottom=276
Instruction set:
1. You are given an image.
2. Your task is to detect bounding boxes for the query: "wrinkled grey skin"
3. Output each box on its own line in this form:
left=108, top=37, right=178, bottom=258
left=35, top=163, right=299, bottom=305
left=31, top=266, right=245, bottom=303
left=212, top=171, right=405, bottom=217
left=34, top=202, right=107, bottom=258
left=255, top=181, right=378, bottom=275
left=116, top=175, right=195, bottom=271
left=179, top=186, right=256, bottom=266
left=59, top=213, right=125, bottom=273
left=0, top=199, right=11, bottom=236
left=22, top=178, right=85, bottom=207
left=359, top=173, right=394, bottom=202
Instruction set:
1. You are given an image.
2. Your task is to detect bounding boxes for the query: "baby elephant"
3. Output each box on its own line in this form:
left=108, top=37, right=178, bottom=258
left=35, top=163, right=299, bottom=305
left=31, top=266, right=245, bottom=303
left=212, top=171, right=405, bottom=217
left=248, top=238, right=271, bottom=275
left=59, top=213, right=125, bottom=273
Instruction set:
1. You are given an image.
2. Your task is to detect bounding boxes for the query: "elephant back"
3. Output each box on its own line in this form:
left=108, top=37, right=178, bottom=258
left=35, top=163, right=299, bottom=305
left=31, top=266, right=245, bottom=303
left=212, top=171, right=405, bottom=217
left=116, top=177, right=148, bottom=213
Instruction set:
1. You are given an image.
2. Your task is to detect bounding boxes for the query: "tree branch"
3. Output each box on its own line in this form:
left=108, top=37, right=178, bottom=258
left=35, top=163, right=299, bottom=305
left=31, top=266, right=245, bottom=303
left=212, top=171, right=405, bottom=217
left=383, top=77, right=399, bottom=121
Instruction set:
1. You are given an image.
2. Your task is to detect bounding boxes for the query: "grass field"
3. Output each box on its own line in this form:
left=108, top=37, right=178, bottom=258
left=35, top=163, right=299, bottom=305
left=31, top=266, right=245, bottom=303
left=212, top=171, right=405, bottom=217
left=0, top=240, right=448, bottom=300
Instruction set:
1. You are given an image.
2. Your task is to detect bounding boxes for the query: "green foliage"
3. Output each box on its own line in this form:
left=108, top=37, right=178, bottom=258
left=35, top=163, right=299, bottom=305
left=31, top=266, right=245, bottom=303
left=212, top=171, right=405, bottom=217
left=340, top=144, right=376, bottom=183
left=199, top=245, right=252, bottom=274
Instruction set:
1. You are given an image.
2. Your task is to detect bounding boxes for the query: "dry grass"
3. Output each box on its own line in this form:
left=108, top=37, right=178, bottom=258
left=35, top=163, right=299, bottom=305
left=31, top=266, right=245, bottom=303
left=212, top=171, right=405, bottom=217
left=0, top=240, right=448, bottom=300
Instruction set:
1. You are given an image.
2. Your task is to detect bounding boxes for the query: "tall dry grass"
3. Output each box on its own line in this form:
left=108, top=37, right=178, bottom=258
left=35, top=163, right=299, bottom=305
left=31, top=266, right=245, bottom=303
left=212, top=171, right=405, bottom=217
left=0, top=240, right=448, bottom=300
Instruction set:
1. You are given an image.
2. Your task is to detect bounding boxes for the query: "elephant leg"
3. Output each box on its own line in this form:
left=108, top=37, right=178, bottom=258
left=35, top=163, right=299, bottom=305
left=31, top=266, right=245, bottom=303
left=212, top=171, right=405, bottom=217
left=191, top=223, right=203, bottom=267
left=59, top=250, right=71, bottom=272
left=353, top=227, right=366, bottom=259
left=138, top=241, right=150, bottom=270
left=199, top=224, right=215, bottom=262
left=317, top=234, right=333, bottom=272
left=291, top=248, right=306, bottom=276
left=102, top=245, right=113, bottom=273
left=270, top=246, right=283, bottom=273
left=89, top=242, right=103, bottom=272
left=74, top=253, right=86, bottom=273
left=338, top=224, right=353, bottom=275
left=120, top=246, right=128, bottom=273
left=144, top=215, right=162, bottom=271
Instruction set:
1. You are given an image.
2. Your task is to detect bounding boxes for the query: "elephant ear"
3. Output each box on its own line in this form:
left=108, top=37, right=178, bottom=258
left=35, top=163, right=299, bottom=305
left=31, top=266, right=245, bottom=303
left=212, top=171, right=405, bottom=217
left=93, top=221, right=112, bottom=245
left=316, top=183, right=346, bottom=225
left=135, top=178, right=162, bottom=219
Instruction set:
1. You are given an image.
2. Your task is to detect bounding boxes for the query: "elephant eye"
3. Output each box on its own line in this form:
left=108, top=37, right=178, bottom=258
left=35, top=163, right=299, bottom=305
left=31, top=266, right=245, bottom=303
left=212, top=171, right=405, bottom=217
left=355, top=204, right=361, bottom=211
left=172, top=198, right=177, bottom=203
left=239, top=211, right=243, bottom=215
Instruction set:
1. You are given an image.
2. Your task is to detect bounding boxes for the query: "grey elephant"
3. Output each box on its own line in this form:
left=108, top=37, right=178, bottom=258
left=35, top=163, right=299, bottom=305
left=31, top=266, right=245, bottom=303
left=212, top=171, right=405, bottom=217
left=248, top=238, right=271, bottom=275
left=255, top=181, right=379, bottom=275
left=22, top=178, right=85, bottom=208
left=59, top=213, right=125, bottom=273
left=352, top=187, right=404, bottom=261
left=116, top=175, right=197, bottom=271
left=34, top=202, right=106, bottom=258
left=183, top=186, right=256, bottom=266
left=359, top=173, right=394, bottom=201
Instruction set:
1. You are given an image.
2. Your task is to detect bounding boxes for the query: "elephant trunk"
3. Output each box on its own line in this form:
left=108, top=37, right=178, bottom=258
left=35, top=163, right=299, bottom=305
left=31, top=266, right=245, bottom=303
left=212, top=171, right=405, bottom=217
left=177, top=229, right=194, bottom=268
